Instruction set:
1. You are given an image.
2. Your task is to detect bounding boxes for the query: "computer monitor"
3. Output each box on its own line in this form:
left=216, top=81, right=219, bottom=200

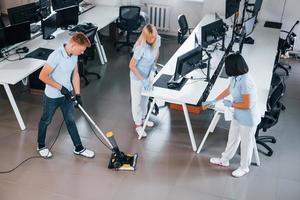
left=51, top=0, right=78, bottom=11
left=56, top=6, right=79, bottom=29
left=41, top=14, right=57, bottom=40
left=201, top=19, right=226, bottom=48
left=40, top=0, right=51, bottom=19
left=225, top=0, right=241, bottom=19
left=253, top=0, right=263, bottom=16
left=0, top=21, right=31, bottom=48
left=7, top=3, right=39, bottom=25
left=173, top=46, right=203, bottom=81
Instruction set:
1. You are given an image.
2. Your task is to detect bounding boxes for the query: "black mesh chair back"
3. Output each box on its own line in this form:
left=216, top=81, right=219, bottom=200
left=178, top=14, right=189, bottom=36
left=119, top=6, right=141, bottom=31
left=268, top=78, right=285, bottom=111
left=256, top=80, right=285, bottom=156
left=78, top=26, right=100, bottom=85
left=0, top=17, right=5, bottom=28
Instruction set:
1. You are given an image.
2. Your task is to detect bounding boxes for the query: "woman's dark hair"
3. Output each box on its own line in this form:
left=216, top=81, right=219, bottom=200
left=224, top=53, right=249, bottom=77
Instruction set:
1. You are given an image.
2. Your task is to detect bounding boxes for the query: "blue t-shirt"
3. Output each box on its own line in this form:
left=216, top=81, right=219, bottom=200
left=229, top=73, right=260, bottom=127
left=130, top=35, right=161, bottom=80
left=44, top=45, right=78, bottom=98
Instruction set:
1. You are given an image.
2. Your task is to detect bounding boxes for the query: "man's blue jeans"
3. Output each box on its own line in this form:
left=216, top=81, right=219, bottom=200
left=38, top=95, right=82, bottom=147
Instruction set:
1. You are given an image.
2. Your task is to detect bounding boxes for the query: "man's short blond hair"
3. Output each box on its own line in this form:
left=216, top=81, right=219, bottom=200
left=70, top=32, right=91, bottom=48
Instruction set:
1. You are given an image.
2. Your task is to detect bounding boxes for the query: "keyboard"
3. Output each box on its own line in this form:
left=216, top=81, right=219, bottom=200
left=25, top=48, right=54, bottom=61
left=30, top=24, right=41, bottom=34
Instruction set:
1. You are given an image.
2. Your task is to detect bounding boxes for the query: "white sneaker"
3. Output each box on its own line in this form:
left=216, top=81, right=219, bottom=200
left=73, top=148, right=95, bottom=158
left=232, top=167, right=249, bottom=178
left=143, top=119, right=155, bottom=128
left=209, top=157, right=229, bottom=167
left=136, top=126, right=147, bottom=137
left=37, top=147, right=52, bottom=159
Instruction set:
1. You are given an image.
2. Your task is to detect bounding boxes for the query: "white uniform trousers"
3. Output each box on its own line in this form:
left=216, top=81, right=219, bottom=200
left=130, top=78, right=149, bottom=125
left=221, top=118, right=256, bottom=170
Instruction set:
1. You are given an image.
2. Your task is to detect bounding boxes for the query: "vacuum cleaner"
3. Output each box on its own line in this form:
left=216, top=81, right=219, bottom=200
left=70, top=96, right=138, bottom=171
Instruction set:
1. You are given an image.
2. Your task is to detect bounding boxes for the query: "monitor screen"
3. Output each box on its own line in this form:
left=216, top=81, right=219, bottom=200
left=174, top=46, right=203, bottom=81
left=225, top=0, right=241, bottom=19
left=253, top=0, right=263, bottom=16
left=51, top=0, right=78, bottom=11
left=40, top=0, right=51, bottom=19
left=244, top=16, right=256, bottom=36
left=56, top=6, right=79, bottom=28
left=7, top=3, right=39, bottom=25
left=42, top=14, right=57, bottom=40
left=201, top=19, right=225, bottom=48
left=0, top=21, right=31, bottom=48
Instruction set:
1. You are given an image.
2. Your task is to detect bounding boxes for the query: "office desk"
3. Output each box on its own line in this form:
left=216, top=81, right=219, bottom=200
left=142, top=15, right=279, bottom=152
left=0, top=5, right=119, bottom=130
left=196, top=19, right=280, bottom=154
left=79, top=6, right=119, bottom=64
left=140, top=15, right=222, bottom=151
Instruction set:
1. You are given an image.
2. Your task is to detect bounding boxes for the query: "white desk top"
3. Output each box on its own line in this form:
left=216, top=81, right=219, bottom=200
left=78, top=6, right=119, bottom=29
left=143, top=15, right=280, bottom=115
left=143, top=15, right=218, bottom=105
left=0, top=5, right=119, bottom=85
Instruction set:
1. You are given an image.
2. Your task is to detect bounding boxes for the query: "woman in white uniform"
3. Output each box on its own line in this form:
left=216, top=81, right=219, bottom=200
left=203, top=53, right=260, bottom=177
left=129, top=24, right=161, bottom=138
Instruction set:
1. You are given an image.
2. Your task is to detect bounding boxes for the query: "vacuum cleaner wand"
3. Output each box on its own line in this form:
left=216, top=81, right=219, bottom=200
left=70, top=96, right=138, bottom=171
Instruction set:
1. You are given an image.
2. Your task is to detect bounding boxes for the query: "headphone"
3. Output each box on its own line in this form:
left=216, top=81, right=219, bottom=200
left=16, top=47, right=29, bottom=54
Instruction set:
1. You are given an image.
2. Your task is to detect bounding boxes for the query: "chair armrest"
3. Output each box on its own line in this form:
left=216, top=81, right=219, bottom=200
left=188, top=27, right=194, bottom=34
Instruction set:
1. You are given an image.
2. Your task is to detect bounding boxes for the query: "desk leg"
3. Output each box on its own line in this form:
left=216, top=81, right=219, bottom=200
left=182, top=103, right=197, bottom=151
left=100, top=43, right=108, bottom=63
left=139, top=98, right=156, bottom=140
left=3, top=84, right=26, bottom=130
left=94, top=33, right=105, bottom=65
left=197, top=111, right=221, bottom=154
left=96, top=33, right=108, bottom=63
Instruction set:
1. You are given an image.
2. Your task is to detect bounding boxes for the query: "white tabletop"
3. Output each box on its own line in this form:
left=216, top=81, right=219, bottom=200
left=78, top=6, right=119, bottom=29
left=0, top=5, right=119, bottom=86
left=143, top=15, right=219, bottom=105
left=208, top=20, right=280, bottom=116
left=143, top=14, right=280, bottom=116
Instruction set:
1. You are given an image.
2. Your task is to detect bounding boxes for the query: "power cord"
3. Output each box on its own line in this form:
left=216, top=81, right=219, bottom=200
left=0, top=120, right=64, bottom=174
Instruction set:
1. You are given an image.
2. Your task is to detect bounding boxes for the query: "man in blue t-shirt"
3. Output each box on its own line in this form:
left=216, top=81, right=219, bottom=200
left=37, top=32, right=94, bottom=159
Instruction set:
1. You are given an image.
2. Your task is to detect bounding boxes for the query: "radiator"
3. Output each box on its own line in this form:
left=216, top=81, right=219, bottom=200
left=147, top=4, right=170, bottom=32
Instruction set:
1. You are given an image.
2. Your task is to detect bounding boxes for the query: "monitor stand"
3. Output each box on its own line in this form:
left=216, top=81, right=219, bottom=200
left=244, top=36, right=254, bottom=44
left=167, top=75, right=187, bottom=89
left=45, top=35, right=55, bottom=40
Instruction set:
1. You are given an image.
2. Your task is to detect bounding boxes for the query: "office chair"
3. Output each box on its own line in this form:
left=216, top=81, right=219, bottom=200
left=273, top=20, right=299, bottom=76
left=0, top=17, right=5, bottom=28
left=115, top=6, right=141, bottom=51
left=255, top=76, right=285, bottom=156
left=177, top=14, right=193, bottom=44
left=78, top=26, right=101, bottom=85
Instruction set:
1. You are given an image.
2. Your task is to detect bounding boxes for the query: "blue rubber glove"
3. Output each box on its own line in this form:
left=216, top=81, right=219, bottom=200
left=202, top=99, right=217, bottom=107
left=223, top=99, right=233, bottom=107
left=143, top=79, right=152, bottom=91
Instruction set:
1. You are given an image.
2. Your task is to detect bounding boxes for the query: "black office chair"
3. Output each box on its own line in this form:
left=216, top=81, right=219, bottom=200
left=0, top=17, right=5, bottom=28
left=177, top=14, right=193, bottom=44
left=115, top=6, right=141, bottom=51
left=255, top=75, right=285, bottom=156
left=273, top=20, right=299, bottom=76
left=78, top=26, right=101, bottom=85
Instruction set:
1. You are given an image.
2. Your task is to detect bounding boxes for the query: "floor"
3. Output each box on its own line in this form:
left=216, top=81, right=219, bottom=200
left=0, top=32, right=300, bottom=200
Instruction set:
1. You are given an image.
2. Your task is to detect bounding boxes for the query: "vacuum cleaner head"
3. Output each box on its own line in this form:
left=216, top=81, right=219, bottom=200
left=108, top=151, right=138, bottom=171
